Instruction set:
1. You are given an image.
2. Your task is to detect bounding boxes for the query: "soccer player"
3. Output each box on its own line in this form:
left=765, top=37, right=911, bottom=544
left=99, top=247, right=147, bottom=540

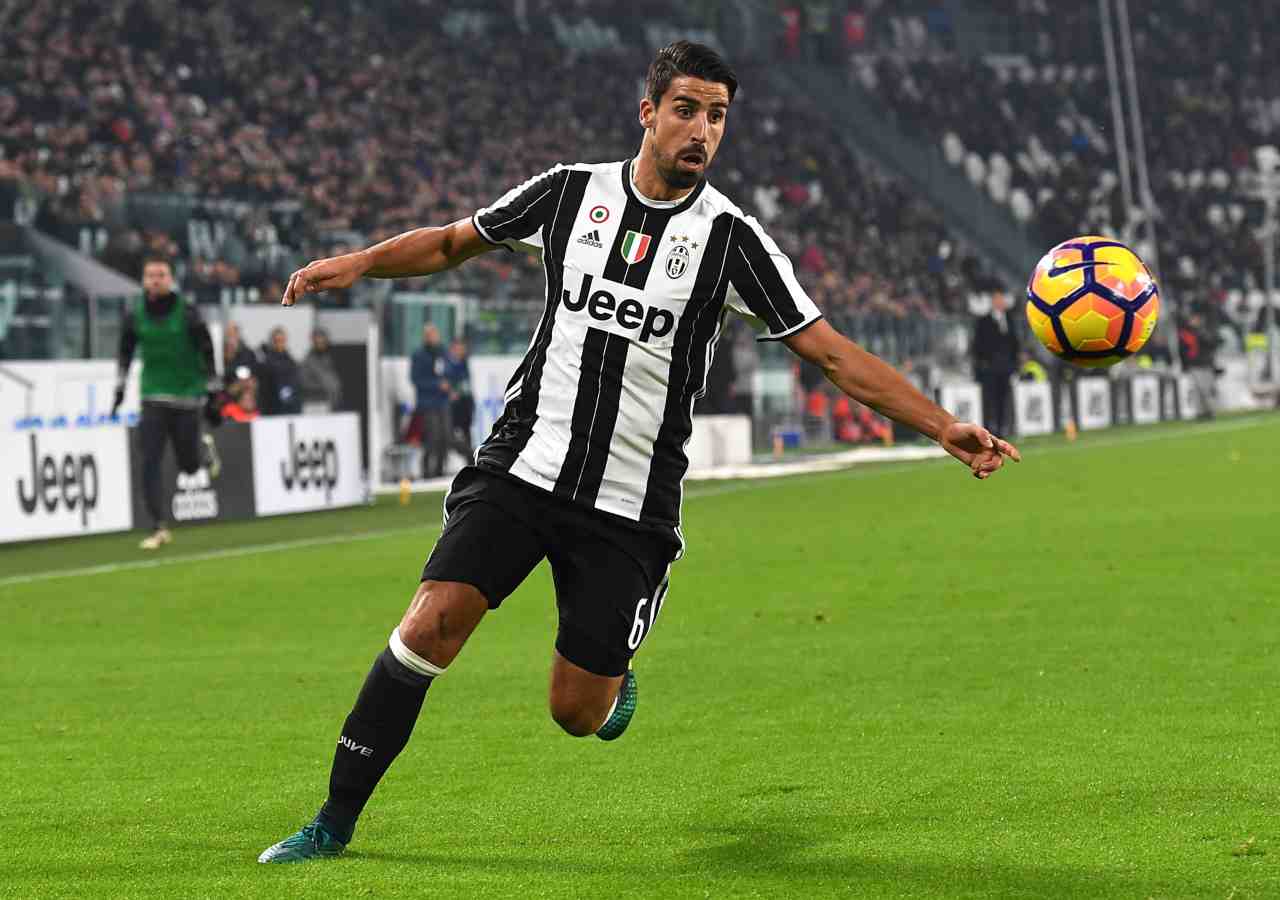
left=259, top=41, right=1020, bottom=863
left=114, top=257, right=221, bottom=550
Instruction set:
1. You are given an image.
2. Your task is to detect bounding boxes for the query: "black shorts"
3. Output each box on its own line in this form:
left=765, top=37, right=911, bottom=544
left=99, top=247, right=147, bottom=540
left=422, top=466, right=681, bottom=677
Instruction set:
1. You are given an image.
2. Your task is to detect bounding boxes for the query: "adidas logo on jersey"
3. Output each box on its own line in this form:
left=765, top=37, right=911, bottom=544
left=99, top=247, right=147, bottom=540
left=576, top=229, right=603, bottom=248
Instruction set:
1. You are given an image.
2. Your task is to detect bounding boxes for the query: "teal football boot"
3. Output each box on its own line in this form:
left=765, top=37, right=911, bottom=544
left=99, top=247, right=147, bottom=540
left=257, top=820, right=347, bottom=863
left=596, top=666, right=637, bottom=742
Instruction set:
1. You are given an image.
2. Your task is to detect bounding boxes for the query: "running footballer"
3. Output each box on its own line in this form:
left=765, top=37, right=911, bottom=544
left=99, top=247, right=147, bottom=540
left=259, top=41, right=1020, bottom=863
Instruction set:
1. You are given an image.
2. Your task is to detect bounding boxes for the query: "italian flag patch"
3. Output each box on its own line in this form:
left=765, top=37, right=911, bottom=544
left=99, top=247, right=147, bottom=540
left=619, top=230, right=652, bottom=265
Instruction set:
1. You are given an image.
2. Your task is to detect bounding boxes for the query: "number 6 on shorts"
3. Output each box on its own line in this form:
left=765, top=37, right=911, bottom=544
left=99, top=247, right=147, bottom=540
left=626, top=579, right=668, bottom=651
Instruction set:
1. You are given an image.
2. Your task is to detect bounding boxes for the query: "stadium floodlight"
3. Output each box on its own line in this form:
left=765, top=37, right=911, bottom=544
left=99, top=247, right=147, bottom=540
left=1097, top=0, right=1135, bottom=245
left=1101, top=0, right=1181, bottom=370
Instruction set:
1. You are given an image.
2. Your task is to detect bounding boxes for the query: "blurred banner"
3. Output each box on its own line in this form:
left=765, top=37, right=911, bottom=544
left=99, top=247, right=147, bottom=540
left=250, top=413, right=363, bottom=516
left=1013, top=381, right=1053, bottom=436
left=467, top=355, right=522, bottom=448
left=1130, top=374, right=1161, bottom=425
left=687, top=415, right=752, bottom=470
left=1077, top=378, right=1113, bottom=430
left=1177, top=373, right=1202, bottom=420
left=937, top=382, right=982, bottom=424
left=0, top=425, right=133, bottom=542
left=128, top=422, right=255, bottom=526
left=0, top=360, right=137, bottom=430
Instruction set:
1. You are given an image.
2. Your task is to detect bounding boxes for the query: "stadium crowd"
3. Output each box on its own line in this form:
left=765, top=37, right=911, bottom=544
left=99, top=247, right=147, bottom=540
left=852, top=0, right=1279, bottom=344
left=0, top=0, right=996, bottom=329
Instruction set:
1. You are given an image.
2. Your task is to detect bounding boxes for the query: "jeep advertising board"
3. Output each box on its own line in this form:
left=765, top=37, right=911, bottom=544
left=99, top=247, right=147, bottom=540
left=251, top=413, right=363, bottom=516
left=128, top=422, right=256, bottom=526
left=0, top=426, right=133, bottom=543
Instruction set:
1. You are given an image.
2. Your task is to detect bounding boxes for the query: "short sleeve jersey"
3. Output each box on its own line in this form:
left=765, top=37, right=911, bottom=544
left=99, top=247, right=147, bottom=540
left=472, top=159, right=821, bottom=534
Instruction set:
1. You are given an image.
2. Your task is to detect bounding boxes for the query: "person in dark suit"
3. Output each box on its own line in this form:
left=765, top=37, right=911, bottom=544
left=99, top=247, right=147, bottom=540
left=444, top=337, right=474, bottom=461
left=411, top=324, right=450, bottom=478
left=973, top=292, right=1019, bottom=437
left=258, top=326, right=304, bottom=415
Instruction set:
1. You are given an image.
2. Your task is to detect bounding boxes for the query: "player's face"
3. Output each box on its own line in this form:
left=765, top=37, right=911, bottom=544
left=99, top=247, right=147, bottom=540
left=142, top=262, right=174, bottom=298
left=642, top=76, right=729, bottom=189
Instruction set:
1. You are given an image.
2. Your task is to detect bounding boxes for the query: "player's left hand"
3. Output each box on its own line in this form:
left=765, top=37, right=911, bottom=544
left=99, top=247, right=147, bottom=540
left=940, top=421, right=1021, bottom=480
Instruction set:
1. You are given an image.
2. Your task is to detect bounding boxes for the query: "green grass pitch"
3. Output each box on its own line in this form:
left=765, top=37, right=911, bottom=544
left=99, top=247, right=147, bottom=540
left=3, top=414, right=1278, bottom=899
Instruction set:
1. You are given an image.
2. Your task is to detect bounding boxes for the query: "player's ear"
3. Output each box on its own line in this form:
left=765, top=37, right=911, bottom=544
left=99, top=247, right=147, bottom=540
left=639, top=97, right=656, bottom=130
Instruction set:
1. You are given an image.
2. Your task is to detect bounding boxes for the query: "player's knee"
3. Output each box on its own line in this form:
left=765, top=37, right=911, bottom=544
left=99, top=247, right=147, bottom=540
left=548, top=696, right=601, bottom=738
left=397, top=580, right=485, bottom=667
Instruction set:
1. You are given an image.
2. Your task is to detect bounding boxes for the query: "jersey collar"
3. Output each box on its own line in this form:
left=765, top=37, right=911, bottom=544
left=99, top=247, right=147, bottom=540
left=622, top=158, right=706, bottom=215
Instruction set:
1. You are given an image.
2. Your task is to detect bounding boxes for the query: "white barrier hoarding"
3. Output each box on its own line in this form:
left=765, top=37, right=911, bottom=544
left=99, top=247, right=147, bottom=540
left=1013, top=381, right=1053, bottom=436
left=1178, top=373, right=1202, bottom=420
left=251, top=413, right=363, bottom=516
left=382, top=354, right=522, bottom=451
left=1076, top=378, right=1112, bottom=430
left=687, top=415, right=752, bottom=470
left=467, top=354, right=524, bottom=448
left=937, top=382, right=982, bottom=425
left=0, top=360, right=137, bottom=430
left=0, top=426, right=133, bottom=542
left=1131, top=374, right=1161, bottom=425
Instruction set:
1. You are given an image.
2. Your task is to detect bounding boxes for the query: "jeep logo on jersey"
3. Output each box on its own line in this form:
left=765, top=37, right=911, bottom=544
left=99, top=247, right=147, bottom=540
left=561, top=273, right=675, bottom=344
left=280, top=422, right=339, bottom=503
left=619, top=230, right=652, bottom=265
left=665, top=243, right=689, bottom=279
left=16, top=433, right=99, bottom=527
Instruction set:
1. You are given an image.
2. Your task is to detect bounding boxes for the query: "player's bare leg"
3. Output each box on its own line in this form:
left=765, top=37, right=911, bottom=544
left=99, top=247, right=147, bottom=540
left=258, top=580, right=487, bottom=863
left=548, top=652, right=623, bottom=736
left=549, top=652, right=637, bottom=741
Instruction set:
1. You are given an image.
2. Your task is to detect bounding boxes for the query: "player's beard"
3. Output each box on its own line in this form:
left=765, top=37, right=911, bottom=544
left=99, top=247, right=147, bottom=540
left=654, top=146, right=704, bottom=191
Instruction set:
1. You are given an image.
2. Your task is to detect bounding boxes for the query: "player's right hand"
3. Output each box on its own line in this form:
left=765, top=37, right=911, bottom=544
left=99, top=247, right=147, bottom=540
left=282, top=251, right=370, bottom=306
left=939, top=421, right=1021, bottom=480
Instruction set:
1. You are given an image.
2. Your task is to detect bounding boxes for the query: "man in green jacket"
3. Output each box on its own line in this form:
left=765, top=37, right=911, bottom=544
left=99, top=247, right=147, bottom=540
left=114, top=257, right=220, bottom=550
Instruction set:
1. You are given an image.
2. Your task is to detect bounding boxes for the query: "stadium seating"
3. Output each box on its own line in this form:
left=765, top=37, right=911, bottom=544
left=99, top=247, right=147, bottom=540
left=851, top=0, right=1276, bottom=344
left=0, top=0, right=996, bottom=332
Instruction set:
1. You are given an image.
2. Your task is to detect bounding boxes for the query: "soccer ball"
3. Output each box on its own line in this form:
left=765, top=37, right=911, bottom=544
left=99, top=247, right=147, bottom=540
left=1026, top=235, right=1160, bottom=368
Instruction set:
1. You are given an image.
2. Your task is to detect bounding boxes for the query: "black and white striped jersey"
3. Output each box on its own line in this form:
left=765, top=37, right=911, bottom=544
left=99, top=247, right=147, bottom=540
left=471, top=158, right=821, bottom=532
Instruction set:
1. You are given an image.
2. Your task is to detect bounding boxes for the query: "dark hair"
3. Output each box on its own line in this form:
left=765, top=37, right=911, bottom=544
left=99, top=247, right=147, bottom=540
left=645, top=40, right=738, bottom=107
left=141, top=256, right=172, bottom=272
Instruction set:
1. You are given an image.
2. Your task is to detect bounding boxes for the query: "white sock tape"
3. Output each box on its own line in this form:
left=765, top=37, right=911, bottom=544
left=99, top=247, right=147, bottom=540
left=388, top=627, right=447, bottom=678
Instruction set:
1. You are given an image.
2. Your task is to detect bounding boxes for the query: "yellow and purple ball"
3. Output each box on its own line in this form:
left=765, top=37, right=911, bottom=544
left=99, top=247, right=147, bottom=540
left=1026, top=235, right=1160, bottom=368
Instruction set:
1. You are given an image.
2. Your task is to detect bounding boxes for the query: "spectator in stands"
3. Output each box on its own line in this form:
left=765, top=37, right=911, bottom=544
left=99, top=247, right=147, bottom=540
left=300, top=327, right=342, bottom=412
left=1017, top=351, right=1048, bottom=383
left=445, top=337, right=474, bottom=462
left=220, top=373, right=261, bottom=422
left=972, top=292, right=1019, bottom=437
left=1179, top=312, right=1217, bottom=419
left=258, top=326, right=303, bottom=415
left=411, top=324, right=450, bottom=479
left=222, top=322, right=258, bottom=389
left=0, top=0, right=987, bottom=331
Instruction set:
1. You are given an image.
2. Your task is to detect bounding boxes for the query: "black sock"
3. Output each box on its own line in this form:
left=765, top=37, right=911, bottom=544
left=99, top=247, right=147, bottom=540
left=318, top=647, right=432, bottom=841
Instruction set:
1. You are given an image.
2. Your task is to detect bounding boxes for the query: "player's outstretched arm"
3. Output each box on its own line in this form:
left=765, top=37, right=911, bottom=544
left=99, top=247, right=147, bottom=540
left=282, top=218, right=495, bottom=306
left=784, top=319, right=1021, bottom=479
